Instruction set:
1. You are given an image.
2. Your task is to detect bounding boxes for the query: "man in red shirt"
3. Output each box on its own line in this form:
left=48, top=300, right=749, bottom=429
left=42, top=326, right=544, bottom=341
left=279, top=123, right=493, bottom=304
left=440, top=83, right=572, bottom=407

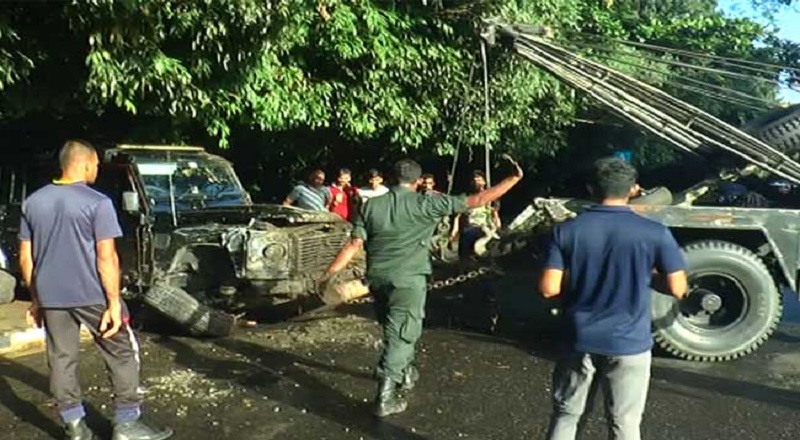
left=330, top=168, right=358, bottom=221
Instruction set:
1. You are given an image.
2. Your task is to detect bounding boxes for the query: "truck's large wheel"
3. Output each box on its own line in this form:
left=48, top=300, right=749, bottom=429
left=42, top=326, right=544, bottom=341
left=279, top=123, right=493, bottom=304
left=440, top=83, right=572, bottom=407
left=142, top=284, right=235, bottom=337
left=652, top=240, right=782, bottom=361
left=745, top=104, right=800, bottom=157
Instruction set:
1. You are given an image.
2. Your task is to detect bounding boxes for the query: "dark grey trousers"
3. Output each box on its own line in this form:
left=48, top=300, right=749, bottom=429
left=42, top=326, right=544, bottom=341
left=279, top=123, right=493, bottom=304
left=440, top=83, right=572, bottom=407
left=43, top=304, right=142, bottom=413
left=546, top=350, right=651, bottom=440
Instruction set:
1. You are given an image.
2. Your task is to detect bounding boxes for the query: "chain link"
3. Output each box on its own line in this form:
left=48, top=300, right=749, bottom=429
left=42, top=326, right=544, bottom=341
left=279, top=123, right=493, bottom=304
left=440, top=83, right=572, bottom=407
left=426, top=266, right=498, bottom=291
left=316, top=265, right=500, bottom=308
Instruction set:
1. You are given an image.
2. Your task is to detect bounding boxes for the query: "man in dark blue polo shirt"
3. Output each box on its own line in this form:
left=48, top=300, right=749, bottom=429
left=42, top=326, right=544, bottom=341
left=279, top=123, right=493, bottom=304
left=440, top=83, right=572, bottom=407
left=20, top=140, right=172, bottom=440
left=540, top=157, right=688, bottom=440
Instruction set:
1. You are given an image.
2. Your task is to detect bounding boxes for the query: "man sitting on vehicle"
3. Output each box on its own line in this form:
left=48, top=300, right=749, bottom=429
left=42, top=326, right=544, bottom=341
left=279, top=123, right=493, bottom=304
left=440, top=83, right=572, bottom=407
left=283, top=169, right=332, bottom=212
left=449, top=170, right=502, bottom=257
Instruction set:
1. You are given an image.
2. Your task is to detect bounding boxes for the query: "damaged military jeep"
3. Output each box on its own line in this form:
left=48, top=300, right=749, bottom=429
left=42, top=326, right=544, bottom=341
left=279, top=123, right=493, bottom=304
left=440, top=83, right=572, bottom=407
left=96, top=145, right=361, bottom=336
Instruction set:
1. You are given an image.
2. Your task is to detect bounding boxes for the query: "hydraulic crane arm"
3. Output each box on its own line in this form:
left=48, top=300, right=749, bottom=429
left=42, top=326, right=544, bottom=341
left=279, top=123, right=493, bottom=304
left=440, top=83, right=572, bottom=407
left=481, top=20, right=800, bottom=184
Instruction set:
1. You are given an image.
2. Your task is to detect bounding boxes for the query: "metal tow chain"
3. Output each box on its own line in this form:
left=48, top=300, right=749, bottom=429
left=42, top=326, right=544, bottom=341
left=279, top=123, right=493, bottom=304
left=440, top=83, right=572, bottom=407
left=426, top=266, right=499, bottom=291
left=290, top=266, right=503, bottom=322
left=343, top=266, right=498, bottom=306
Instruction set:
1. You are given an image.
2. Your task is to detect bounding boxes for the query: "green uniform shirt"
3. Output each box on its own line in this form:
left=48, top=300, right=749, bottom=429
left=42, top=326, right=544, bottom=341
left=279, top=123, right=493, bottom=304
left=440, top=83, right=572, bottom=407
left=352, top=186, right=468, bottom=278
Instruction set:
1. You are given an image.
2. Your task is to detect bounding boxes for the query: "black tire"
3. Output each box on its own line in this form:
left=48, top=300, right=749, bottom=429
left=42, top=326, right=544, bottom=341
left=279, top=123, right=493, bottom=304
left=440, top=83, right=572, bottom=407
left=652, top=240, right=782, bottom=361
left=745, top=104, right=800, bottom=156
left=142, top=284, right=236, bottom=337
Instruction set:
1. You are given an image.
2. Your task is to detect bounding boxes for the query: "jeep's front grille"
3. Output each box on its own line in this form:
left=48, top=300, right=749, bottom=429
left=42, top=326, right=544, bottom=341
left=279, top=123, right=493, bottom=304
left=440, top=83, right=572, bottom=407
left=294, top=226, right=350, bottom=273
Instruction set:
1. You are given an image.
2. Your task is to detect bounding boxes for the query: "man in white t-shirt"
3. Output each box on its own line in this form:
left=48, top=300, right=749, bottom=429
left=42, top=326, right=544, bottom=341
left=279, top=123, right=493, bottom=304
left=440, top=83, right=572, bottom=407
left=357, top=169, right=389, bottom=202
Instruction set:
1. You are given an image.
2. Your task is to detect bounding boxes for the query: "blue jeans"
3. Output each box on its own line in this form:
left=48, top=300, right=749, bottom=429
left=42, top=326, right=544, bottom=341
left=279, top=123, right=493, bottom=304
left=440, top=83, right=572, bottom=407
left=546, top=350, right=651, bottom=440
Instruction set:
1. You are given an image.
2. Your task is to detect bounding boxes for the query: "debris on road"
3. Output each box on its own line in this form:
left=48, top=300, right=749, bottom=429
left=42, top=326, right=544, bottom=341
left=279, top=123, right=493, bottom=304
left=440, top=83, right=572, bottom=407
left=248, top=315, right=381, bottom=350
left=144, top=368, right=234, bottom=402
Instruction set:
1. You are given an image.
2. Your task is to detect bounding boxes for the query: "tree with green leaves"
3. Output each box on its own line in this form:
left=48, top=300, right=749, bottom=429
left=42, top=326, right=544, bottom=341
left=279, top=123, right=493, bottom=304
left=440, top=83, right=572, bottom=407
left=0, top=0, right=798, bottom=199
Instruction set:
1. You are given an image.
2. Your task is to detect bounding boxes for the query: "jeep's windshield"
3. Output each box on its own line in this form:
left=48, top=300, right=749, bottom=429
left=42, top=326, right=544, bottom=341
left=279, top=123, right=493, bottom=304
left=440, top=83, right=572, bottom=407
left=135, top=155, right=249, bottom=211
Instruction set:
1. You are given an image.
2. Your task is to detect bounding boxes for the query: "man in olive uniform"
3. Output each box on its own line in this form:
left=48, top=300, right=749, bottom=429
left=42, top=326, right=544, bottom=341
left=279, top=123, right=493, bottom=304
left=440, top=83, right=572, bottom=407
left=323, top=158, right=523, bottom=417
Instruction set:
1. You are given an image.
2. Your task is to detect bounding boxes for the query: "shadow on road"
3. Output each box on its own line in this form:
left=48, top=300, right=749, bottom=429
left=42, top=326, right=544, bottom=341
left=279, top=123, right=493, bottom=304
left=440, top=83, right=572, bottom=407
left=153, top=335, right=428, bottom=440
left=651, top=366, right=800, bottom=411
left=770, top=330, right=800, bottom=344
left=0, top=358, right=111, bottom=439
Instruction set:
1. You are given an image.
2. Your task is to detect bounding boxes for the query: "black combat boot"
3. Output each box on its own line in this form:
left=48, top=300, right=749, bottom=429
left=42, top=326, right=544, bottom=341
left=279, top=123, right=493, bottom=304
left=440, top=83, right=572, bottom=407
left=65, top=418, right=97, bottom=440
left=373, top=377, right=408, bottom=417
left=111, top=419, right=173, bottom=440
left=400, top=365, right=420, bottom=391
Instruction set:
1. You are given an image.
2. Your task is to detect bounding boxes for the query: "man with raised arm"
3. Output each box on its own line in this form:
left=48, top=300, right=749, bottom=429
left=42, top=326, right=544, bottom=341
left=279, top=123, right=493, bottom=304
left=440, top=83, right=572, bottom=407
left=323, top=157, right=523, bottom=417
left=20, top=140, right=173, bottom=440
left=540, top=157, right=688, bottom=440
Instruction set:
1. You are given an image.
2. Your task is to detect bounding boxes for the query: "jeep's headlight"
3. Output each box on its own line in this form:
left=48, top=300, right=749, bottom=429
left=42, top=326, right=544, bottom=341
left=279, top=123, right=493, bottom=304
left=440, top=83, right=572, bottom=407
left=262, top=243, right=288, bottom=262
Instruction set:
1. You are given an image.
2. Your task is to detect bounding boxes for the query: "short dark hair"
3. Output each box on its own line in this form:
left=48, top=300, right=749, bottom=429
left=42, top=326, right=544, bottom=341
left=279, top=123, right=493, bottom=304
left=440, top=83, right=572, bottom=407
left=472, top=170, right=486, bottom=179
left=338, top=168, right=351, bottom=176
left=589, top=157, right=638, bottom=199
left=421, top=173, right=434, bottom=180
left=394, top=159, right=422, bottom=184
left=366, top=168, right=382, bottom=179
left=59, top=139, right=96, bottom=171
left=308, top=168, right=325, bottom=180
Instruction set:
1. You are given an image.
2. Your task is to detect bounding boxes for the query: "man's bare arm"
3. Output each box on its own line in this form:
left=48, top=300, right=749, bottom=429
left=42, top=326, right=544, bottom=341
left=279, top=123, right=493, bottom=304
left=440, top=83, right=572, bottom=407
left=540, top=269, right=564, bottom=298
left=282, top=198, right=293, bottom=206
left=652, top=269, right=688, bottom=300
left=449, top=214, right=461, bottom=240
left=465, top=164, right=523, bottom=209
left=666, top=270, right=688, bottom=299
left=492, top=209, right=502, bottom=229
left=323, top=238, right=364, bottom=278
left=19, top=240, right=43, bottom=328
left=19, top=240, right=36, bottom=300
left=96, top=238, right=121, bottom=309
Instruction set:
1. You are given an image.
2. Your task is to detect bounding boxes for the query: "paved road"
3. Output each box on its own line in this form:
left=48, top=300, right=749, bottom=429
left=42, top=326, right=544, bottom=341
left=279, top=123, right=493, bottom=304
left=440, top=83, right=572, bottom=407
left=1, top=302, right=800, bottom=440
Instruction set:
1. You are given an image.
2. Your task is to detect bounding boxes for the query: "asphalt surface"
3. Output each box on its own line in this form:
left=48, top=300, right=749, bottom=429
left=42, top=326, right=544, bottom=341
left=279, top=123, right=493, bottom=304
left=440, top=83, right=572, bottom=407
left=2, top=295, right=800, bottom=440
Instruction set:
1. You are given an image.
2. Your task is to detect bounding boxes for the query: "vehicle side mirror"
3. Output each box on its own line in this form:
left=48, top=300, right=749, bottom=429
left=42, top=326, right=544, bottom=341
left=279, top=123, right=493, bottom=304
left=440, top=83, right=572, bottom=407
left=122, top=191, right=140, bottom=213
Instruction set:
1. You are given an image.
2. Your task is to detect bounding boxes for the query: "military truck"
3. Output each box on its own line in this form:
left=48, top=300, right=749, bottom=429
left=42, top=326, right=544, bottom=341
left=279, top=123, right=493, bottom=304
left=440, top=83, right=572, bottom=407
left=3, top=145, right=361, bottom=336
left=438, top=21, right=800, bottom=362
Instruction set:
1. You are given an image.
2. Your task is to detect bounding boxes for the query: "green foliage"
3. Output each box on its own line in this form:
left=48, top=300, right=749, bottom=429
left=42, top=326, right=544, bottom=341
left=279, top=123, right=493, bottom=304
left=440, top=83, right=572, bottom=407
left=0, top=0, right=798, bottom=186
left=0, top=20, right=35, bottom=92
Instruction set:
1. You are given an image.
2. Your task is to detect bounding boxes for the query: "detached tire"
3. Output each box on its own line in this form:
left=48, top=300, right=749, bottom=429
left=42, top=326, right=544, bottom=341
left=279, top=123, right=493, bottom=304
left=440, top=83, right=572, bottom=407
left=142, top=284, right=235, bottom=337
left=0, top=270, right=16, bottom=304
left=745, top=104, right=800, bottom=157
left=630, top=186, right=673, bottom=206
left=652, top=240, right=782, bottom=361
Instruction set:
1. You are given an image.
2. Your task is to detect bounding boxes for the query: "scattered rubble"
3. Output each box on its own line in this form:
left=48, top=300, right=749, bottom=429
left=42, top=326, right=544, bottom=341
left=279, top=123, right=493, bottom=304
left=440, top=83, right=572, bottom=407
left=144, top=368, right=234, bottom=403
left=249, top=315, right=381, bottom=350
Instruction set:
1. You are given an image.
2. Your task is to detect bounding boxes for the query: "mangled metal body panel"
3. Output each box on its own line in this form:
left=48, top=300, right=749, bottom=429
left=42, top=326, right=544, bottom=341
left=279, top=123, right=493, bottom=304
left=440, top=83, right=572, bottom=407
left=512, top=198, right=800, bottom=291
left=140, top=193, right=352, bottom=302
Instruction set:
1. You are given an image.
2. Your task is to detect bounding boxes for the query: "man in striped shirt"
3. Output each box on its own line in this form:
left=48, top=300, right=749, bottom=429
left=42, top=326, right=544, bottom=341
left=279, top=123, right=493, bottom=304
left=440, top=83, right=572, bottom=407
left=283, top=168, right=332, bottom=211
